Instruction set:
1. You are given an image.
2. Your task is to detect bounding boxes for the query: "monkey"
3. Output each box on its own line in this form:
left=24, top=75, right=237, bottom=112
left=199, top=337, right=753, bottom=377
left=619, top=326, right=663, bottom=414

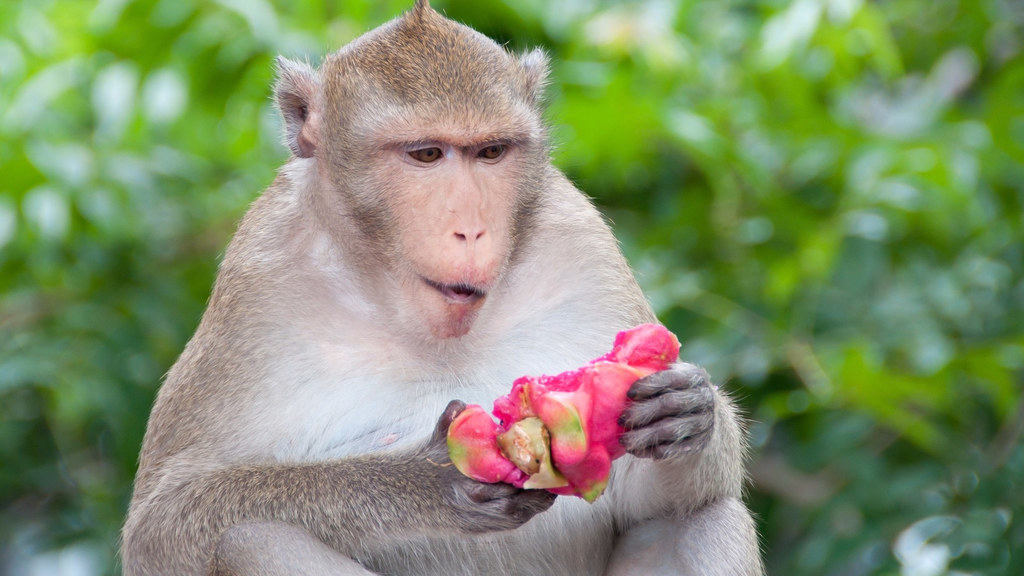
left=120, top=1, right=763, bottom=575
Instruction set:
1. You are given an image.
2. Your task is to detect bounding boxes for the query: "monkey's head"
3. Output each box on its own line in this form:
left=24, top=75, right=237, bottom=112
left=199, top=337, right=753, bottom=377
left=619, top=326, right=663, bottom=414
left=273, top=0, right=551, bottom=340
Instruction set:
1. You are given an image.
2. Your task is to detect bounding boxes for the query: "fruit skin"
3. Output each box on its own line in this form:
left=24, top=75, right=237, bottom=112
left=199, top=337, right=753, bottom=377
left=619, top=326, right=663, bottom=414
left=447, top=323, right=680, bottom=502
left=447, top=405, right=528, bottom=486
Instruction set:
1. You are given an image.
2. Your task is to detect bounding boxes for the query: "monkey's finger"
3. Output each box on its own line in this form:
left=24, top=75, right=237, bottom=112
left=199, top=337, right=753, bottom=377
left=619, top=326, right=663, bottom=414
left=432, top=400, right=468, bottom=443
left=650, top=426, right=717, bottom=459
left=619, top=412, right=714, bottom=460
left=465, top=480, right=522, bottom=504
left=506, top=489, right=557, bottom=525
left=627, top=363, right=711, bottom=401
left=618, top=386, right=714, bottom=428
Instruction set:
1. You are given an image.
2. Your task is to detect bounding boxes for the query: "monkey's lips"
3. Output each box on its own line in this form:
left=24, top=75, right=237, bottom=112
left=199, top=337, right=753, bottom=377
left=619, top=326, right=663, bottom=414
left=424, top=278, right=486, bottom=305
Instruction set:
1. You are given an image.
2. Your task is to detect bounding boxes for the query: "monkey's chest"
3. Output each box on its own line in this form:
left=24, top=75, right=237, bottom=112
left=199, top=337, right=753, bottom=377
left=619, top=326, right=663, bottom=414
left=268, top=356, right=566, bottom=461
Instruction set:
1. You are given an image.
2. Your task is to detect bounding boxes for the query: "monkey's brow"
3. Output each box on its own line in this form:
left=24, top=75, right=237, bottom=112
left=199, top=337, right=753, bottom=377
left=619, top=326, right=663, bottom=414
left=385, top=131, right=531, bottom=151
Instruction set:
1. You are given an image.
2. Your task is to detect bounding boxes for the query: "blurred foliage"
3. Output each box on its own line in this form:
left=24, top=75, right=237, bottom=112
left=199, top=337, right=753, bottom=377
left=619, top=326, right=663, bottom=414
left=1, top=0, right=1022, bottom=574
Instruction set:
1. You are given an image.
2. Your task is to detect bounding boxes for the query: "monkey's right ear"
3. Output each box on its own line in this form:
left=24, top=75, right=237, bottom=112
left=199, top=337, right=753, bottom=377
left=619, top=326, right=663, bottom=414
left=517, top=48, right=551, bottom=106
left=274, top=56, right=320, bottom=159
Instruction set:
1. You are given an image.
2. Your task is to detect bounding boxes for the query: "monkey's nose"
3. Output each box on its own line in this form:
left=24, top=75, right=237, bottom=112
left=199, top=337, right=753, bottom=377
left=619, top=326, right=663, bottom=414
left=451, top=228, right=493, bottom=270
left=454, top=230, right=485, bottom=244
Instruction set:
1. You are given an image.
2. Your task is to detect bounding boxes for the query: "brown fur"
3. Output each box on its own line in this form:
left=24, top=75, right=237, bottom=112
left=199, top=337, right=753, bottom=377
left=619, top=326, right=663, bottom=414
left=122, top=3, right=763, bottom=575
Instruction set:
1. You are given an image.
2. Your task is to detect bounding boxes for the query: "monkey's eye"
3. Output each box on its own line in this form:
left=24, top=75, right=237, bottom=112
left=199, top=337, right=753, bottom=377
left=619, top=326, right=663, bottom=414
left=478, top=144, right=506, bottom=161
left=408, top=147, right=443, bottom=163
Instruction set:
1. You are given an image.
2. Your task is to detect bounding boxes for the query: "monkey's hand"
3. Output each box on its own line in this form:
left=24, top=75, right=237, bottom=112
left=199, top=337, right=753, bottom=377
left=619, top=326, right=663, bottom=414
left=617, top=363, right=715, bottom=460
left=429, top=400, right=557, bottom=533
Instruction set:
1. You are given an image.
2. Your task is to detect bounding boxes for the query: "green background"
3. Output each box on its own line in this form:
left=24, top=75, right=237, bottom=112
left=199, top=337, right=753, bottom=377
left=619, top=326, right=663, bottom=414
left=2, top=0, right=1022, bottom=574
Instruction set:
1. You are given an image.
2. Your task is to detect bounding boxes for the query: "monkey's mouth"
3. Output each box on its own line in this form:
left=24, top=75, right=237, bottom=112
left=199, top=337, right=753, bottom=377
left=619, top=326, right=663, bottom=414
left=424, top=278, right=487, bottom=304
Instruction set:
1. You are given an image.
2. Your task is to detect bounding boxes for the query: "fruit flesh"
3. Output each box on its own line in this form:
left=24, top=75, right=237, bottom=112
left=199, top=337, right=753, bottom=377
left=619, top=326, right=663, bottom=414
left=446, top=323, right=680, bottom=502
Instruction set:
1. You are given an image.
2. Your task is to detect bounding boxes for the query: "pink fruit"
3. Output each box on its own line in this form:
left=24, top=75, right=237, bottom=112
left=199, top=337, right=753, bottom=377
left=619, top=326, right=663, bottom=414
left=446, top=323, right=680, bottom=502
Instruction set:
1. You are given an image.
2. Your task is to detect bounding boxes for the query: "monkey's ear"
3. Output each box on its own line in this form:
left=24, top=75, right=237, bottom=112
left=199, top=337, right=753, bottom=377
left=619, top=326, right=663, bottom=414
left=274, top=56, right=320, bottom=159
left=517, top=48, right=551, bottom=106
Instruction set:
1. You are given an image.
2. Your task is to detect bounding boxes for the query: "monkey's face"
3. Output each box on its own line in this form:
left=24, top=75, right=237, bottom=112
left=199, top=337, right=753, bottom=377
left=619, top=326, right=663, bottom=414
left=377, top=132, right=525, bottom=339
left=288, top=4, right=551, bottom=340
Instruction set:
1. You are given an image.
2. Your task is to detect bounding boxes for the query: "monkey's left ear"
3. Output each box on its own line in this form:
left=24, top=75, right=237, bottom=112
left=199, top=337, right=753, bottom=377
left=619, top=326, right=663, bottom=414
left=274, top=56, right=320, bottom=159
left=517, top=48, right=550, bottom=106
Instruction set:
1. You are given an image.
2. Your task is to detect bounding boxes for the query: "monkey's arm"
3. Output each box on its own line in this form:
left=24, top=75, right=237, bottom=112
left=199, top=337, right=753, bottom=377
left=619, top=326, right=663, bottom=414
left=607, top=364, right=764, bottom=576
left=122, top=403, right=555, bottom=575
left=616, top=364, right=744, bottom=508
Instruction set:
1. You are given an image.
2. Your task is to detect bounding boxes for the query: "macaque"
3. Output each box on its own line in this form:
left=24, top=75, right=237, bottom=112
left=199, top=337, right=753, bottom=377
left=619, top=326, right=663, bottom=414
left=121, top=1, right=763, bottom=575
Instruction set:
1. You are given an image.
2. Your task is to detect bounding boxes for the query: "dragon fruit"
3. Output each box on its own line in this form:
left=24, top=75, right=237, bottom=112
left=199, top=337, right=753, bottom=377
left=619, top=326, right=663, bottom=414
left=446, top=323, right=680, bottom=502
